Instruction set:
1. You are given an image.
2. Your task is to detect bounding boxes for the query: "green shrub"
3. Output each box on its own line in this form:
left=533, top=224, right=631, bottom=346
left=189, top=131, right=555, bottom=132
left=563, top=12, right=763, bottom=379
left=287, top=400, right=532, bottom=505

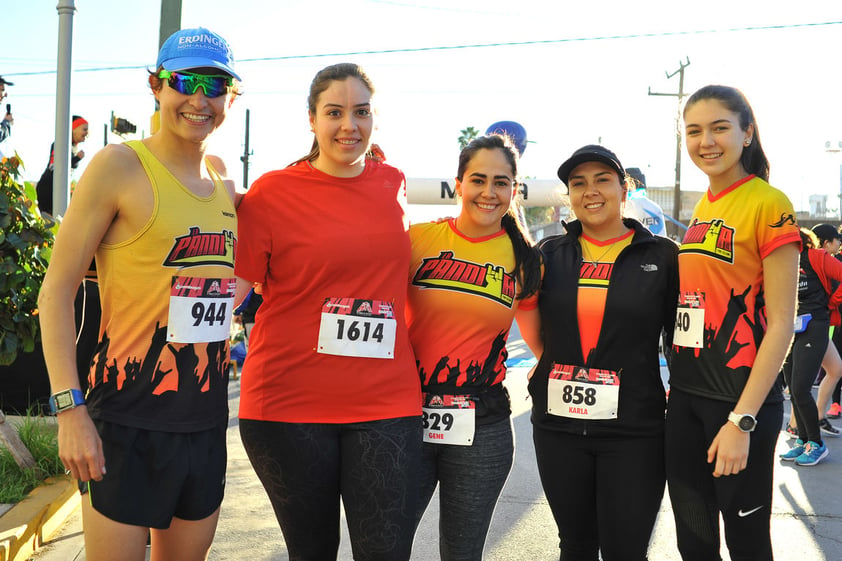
left=0, top=154, right=55, bottom=365
left=0, top=413, right=63, bottom=503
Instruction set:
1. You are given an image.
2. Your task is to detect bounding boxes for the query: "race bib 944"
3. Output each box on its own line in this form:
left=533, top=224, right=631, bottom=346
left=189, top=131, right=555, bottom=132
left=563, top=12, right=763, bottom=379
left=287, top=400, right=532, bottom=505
left=168, top=276, right=236, bottom=343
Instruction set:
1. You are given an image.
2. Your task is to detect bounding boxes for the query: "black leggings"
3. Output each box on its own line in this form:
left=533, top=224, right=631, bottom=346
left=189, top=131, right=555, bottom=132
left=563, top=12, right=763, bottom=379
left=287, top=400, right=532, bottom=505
left=665, top=389, right=782, bottom=561
left=782, top=317, right=828, bottom=445
left=240, top=416, right=422, bottom=561
left=532, top=428, right=665, bottom=561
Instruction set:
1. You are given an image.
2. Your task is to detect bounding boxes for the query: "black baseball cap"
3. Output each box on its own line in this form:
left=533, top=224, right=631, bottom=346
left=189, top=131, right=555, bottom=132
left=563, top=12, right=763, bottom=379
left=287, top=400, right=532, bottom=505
left=557, top=144, right=625, bottom=186
left=0, top=76, right=13, bottom=86
left=811, top=223, right=842, bottom=243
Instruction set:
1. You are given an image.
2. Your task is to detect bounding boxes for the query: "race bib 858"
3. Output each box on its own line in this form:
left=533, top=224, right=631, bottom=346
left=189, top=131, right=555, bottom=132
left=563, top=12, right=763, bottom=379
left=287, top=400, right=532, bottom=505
left=547, top=363, right=620, bottom=420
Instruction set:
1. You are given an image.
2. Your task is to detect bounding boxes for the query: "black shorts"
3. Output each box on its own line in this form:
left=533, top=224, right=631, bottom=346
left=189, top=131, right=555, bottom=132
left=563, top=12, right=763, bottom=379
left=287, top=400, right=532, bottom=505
left=83, top=419, right=227, bottom=529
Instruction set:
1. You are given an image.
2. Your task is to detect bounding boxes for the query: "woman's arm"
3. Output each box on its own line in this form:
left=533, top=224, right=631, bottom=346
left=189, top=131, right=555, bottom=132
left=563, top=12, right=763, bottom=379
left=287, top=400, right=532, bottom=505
left=515, top=306, right=543, bottom=359
left=38, top=146, right=132, bottom=482
left=707, top=242, right=799, bottom=477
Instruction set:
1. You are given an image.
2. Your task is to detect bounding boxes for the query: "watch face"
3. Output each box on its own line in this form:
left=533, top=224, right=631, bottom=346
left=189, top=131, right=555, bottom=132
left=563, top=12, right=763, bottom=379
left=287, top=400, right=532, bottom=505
left=739, top=416, right=755, bottom=431
left=56, top=392, right=73, bottom=409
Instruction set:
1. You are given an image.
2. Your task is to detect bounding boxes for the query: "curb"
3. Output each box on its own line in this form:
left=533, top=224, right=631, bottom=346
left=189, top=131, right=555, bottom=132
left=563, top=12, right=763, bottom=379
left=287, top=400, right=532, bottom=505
left=0, top=477, right=80, bottom=561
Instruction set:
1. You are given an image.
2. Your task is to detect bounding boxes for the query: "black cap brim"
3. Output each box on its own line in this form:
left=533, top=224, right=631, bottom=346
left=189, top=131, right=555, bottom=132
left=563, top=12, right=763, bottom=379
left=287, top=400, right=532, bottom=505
left=558, top=152, right=624, bottom=186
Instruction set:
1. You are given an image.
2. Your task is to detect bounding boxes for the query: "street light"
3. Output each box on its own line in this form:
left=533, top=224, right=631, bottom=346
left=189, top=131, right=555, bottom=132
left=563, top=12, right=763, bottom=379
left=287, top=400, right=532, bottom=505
left=826, top=141, right=842, bottom=221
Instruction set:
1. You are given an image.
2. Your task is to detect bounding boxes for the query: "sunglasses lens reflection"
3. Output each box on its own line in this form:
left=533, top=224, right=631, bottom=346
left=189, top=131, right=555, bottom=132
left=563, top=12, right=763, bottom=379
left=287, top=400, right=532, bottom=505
left=161, top=72, right=231, bottom=98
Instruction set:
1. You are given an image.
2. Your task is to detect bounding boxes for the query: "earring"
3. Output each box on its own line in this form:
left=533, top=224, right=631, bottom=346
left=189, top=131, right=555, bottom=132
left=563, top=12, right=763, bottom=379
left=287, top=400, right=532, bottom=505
left=744, top=139, right=752, bottom=147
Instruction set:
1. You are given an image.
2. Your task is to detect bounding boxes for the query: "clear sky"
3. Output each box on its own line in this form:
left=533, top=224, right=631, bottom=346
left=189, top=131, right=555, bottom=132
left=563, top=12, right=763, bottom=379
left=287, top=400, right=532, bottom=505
left=4, top=1, right=842, bottom=217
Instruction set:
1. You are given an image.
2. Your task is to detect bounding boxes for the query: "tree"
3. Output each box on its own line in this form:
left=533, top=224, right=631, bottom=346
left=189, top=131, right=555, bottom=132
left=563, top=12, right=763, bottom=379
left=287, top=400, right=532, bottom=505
left=457, top=126, right=479, bottom=150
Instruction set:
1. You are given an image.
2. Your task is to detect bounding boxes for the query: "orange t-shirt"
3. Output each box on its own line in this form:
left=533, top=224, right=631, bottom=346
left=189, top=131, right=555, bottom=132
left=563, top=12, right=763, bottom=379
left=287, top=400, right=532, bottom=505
left=235, top=161, right=421, bottom=423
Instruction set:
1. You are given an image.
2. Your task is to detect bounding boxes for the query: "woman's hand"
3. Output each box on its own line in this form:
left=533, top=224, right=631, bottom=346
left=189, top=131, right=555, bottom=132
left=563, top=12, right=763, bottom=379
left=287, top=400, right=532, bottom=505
left=707, top=422, right=750, bottom=477
left=57, top=406, right=106, bottom=482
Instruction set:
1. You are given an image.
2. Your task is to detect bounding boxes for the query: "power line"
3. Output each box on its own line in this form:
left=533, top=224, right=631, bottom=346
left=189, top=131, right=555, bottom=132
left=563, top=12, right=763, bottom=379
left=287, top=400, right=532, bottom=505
left=6, top=20, right=841, bottom=77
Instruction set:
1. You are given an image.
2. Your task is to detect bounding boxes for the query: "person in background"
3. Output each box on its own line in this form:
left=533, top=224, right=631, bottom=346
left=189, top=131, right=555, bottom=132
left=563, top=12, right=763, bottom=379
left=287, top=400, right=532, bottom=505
left=828, top=388, right=842, bottom=418
left=778, top=228, right=842, bottom=466
left=0, top=76, right=13, bottom=151
left=666, top=85, right=800, bottom=561
left=524, top=144, right=678, bottom=560
left=623, top=166, right=668, bottom=237
left=810, top=223, right=842, bottom=435
left=236, top=287, right=262, bottom=340
left=781, top=222, right=842, bottom=438
left=38, top=27, right=241, bottom=561
left=407, top=134, right=542, bottom=560
left=36, top=115, right=89, bottom=216
left=236, top=62, right=422, bottom=561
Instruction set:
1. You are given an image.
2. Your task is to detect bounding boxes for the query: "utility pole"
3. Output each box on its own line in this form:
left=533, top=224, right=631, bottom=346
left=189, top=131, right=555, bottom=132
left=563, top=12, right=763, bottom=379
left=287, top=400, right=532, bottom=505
left=241, top=109, right=253, bottom=189
left=159, top=0, right=182, bottom=49
left=649, top=57, right=690, bottom=236
left=826, top=141, right=842, bottom=220
left=53, top=0, right=76, bottom=216
left=151, top=0, right=182, bottom=133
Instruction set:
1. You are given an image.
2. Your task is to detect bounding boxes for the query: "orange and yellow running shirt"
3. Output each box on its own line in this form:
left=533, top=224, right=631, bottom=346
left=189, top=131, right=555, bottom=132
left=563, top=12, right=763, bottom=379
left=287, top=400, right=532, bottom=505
left=86, top=140, right=236, bottom=431
left=670, top=175, right=800, bottom=402
left=407, top=219, right=536, bottom=392
left=578, top=230, right=634, bottom=363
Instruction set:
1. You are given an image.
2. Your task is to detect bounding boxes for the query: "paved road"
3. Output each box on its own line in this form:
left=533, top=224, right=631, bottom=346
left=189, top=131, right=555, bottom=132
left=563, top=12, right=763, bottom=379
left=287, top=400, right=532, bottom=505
left=31, top=329, right=842, bottom=560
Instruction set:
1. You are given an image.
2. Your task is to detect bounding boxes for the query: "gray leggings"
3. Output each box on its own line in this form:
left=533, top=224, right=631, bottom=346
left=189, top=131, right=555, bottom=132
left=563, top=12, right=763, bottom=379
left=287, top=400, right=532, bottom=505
left=415, top=416, right=514, bottom=561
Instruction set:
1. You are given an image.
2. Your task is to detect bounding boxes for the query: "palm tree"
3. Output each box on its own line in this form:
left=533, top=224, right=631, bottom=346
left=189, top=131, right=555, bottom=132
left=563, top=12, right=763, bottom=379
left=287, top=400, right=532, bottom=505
left=457, top=126, right=479, bottom=150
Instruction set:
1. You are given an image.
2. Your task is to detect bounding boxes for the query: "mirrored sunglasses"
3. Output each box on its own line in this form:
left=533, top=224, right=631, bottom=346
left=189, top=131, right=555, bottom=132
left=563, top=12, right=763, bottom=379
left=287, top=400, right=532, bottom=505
left=158, top=70, right=233, bottom=98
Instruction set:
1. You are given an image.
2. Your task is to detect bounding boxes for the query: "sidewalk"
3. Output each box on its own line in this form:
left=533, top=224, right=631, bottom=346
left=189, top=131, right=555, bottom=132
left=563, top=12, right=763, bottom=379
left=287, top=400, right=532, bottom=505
left=24, top=332, right=842, bottom=560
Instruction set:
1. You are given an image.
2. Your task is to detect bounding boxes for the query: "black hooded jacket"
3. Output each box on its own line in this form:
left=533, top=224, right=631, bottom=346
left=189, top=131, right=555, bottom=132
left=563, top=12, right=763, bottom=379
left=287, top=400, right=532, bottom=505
left=528, top=219, right=679, bottom=437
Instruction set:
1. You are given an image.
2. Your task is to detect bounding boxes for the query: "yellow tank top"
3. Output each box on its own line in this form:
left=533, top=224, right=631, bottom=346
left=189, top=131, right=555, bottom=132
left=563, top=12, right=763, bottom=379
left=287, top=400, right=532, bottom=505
left=87, top=140, right=237, bottom=431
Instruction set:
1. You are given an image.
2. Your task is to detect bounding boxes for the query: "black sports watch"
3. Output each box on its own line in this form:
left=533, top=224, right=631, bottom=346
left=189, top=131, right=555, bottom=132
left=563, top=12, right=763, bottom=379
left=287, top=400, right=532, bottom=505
left=49, top=388, right=86, bottom=414
left=727, top=411, right=757, bottom=433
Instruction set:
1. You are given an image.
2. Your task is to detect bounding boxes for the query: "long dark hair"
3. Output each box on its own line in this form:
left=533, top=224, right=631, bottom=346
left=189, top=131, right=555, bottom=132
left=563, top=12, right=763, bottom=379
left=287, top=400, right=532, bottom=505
left=684, top=85, right=770, bottom=181
left=799, top=227, right=818, bottom=252
left=290, top=63, right=377, bottom=167
left=457, top=134, right=542, bottom=299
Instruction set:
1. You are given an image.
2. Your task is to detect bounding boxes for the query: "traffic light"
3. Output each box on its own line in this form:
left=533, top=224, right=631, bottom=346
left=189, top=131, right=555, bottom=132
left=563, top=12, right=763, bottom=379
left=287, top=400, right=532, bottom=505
left=110, top=111, right=136, bottom=136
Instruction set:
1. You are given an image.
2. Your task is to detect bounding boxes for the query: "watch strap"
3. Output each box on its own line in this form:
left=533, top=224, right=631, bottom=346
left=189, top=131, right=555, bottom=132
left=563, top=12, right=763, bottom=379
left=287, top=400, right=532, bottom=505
left=49, top=388, right=86, bottom=414
left=727, top=411, right=756, bottom=432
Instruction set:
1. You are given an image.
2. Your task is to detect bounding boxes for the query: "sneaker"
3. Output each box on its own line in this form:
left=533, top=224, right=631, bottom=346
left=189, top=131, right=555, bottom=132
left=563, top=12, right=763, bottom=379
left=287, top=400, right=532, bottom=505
left=780, top=439, right=805, bottom=461
left=795, top=441, right=829, bottom=466
left=828, top=403, right=842, bottom=419
left=784, top=424, right=798, bottom=438
left=819, top=418, right=840, bottom=437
